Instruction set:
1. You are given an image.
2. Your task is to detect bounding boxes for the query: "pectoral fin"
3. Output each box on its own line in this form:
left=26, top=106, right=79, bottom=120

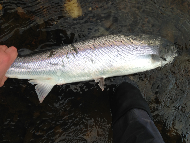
left=95, top=77, right=105, bottom=91
left=29, top=80, right=55, bottom=103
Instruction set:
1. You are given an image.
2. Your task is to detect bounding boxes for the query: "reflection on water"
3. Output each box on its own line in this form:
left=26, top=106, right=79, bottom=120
left=1, top=0, right=190, bottom=142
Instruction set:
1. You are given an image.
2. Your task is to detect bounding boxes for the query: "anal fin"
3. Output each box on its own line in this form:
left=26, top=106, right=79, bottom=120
left=29, top=80, right=55, bottom=103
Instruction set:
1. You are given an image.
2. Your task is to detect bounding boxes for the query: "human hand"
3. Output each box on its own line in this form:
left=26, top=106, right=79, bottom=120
left=0, top=45, right=18, bottom=87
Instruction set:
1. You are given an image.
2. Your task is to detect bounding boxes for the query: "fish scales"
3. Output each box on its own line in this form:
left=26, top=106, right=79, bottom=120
left=5, top=34, right=177, bottom=103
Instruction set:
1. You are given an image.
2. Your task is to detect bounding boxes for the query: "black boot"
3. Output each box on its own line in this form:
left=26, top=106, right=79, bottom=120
left=110, top=82, right=164, bottom=143
left=110, top=82, right=153, bottom=124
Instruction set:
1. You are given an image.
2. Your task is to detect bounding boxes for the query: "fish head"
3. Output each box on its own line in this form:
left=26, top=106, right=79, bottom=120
left=158, top=38, right=177, bottom=66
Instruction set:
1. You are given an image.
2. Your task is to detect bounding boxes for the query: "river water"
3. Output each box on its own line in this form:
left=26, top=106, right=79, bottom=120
left=0, top=0, right=190, bottom=142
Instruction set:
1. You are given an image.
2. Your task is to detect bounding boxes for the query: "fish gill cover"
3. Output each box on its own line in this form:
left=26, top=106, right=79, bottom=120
left=0, top=0, right=190, bottom=142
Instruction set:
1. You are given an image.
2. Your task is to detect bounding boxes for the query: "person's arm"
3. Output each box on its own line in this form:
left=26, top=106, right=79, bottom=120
left=0, top=45, right=18, bottom=87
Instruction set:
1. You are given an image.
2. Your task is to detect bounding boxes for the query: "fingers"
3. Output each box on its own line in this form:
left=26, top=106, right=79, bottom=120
left=5, top=46, right=18, bottom=64
left=0, top=45, right=18, bottom=87
left=0, top=45, right=8, bottom=52
left=0, top=76, right=7, bottom=87
left=0, top=46, right=18, bottom=66
left=5, top=46, right=17, bottom=55
left=0, top=45, right=8, bottom=64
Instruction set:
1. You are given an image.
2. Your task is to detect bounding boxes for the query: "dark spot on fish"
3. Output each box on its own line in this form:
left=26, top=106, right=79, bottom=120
left=72, top=53, right=75, bottom=58
left=48, top=50, right=56, bottom=58
left=71, top=44, right=79, bottom=54
left=66, top=52, right=69, bottom=59
left=92, top=44, right=96, bottom=49
left=50, top=62, right=58, bottom=66
left=91, top=59, right=94, bottom=63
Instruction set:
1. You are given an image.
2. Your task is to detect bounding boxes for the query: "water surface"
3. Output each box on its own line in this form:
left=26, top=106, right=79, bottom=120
left=1, top=0, right=190, bottom=142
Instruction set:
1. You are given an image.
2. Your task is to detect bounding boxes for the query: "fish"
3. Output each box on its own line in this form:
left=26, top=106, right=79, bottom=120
left=5, top=34, right=177, bottom=103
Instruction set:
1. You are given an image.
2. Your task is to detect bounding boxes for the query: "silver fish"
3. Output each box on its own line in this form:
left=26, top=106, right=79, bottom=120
left=6, top=34, right=177, bottom=103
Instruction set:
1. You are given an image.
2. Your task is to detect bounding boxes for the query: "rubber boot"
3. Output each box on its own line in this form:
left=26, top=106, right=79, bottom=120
left=110, top=82, right=165, bottom=143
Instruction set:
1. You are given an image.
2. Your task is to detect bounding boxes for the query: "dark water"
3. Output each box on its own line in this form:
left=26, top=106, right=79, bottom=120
left=0, top=0, right=190, bottom=142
